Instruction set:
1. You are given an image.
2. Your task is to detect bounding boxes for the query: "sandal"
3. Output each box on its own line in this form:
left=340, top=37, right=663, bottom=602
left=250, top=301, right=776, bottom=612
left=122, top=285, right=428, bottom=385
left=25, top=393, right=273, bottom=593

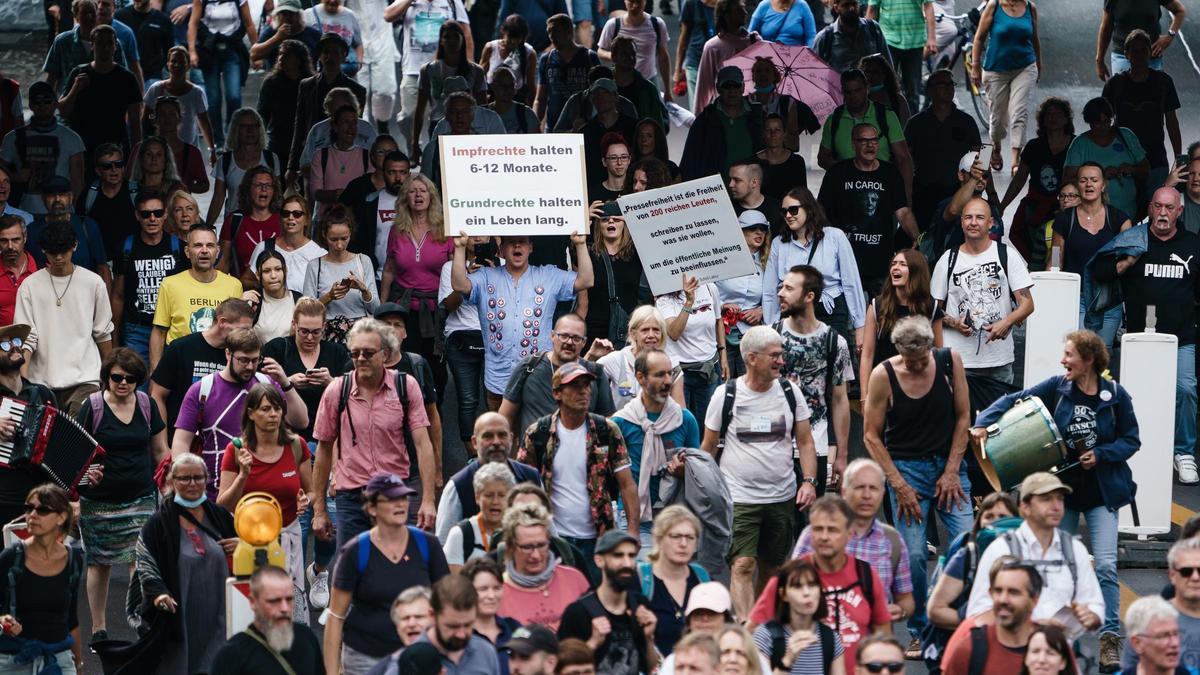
left=990, top=150, right=1003, bottom=172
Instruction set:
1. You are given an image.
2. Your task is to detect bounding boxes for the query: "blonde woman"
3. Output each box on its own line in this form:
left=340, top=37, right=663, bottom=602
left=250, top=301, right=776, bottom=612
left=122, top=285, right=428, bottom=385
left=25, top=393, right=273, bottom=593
left=246, top=193, right=327, bottom=293
left=640, top=505, right=711, bottom=657
left=167, top=190, right=201, bottom=239
left=718, top=624, right=766, bottom=675
left=379, top=173, right=453, bottom=401
left=598, top=306, right=685, bottom=409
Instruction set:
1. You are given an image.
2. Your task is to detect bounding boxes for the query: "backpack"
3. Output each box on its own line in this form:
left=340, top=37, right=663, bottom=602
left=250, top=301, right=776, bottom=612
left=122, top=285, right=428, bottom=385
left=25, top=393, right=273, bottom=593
left=829, top=100, right=891, bottom=151
left=336, top=370, right=414, bottom=463
left=938, top=241, right=1017, bottom=314
left=1002, top=526, right=1078, bottom=598
left=319, top=146, right=370, bottom=185
left=817, top=555, right=878, bottom=630
left=509, top=354, right=604, bottom=409
left=715, top=376, right=800, bottom=462
left=5, top=541, right=82, bottom=621
left=354, top=526, right=430, bottom=574
left=764, top=619, right=834, bottom=674
left=525, top=413, right=618, bottom=501
left=612, top=14, right=666, bottom=51
left=120, top=234, right=183, bottom=273
left=635, top=560, right=710, bottom=599
left=86, top=390, right=153, bottom=436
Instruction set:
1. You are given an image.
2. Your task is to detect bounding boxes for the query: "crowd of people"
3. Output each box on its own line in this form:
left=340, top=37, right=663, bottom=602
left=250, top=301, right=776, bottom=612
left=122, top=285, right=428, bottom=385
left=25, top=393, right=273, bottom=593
left=0, top=0, right=1195, bottom=672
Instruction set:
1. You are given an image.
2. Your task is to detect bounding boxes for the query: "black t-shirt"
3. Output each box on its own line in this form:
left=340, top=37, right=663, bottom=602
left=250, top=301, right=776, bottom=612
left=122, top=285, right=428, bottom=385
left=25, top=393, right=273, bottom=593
left=113, top=234, right=189, bottom=325
left=0, top=382, right=56, bottom=524
left=114, top=7, right=174, bottom=80
left=151, top=331, right=227, bottom=431
left=583, top=250, right=643, bottom=343
left=75, top=394, right=165, bottom=502
left=1122, top=228, right=1200, bottom=344
left=262, top=336, right=351, bottom=440
left=558, top=594, right=651, bottom=675
left=906, top=107, right=983, bottom=190
left=1060, top=386, right=1105, bottom=512
left=210, top=623, right=325, bottom=675
left=588, top=181, right=623, bottom=204
left=1051, top=205, right=1129, bottom=275
left=1105, top=0, right=1172, bottom=54
left=1019, top=135, right=1068, bottom=198
left=332, top=531, right=450, bottom=657
left=79, top=182, right=138, bottom=262
left=761, top=153, right=808, bottom=200
left=528, top=236, right=572, bottom=269
left=258, top=73, right=304, bottom=162
left=1102, top=70, right=1181, bottom=168
left=818, top=159, right=908, bottom=283
left=63, top=64, right=142, bottom=153
left=734, top=195, right=784, bottom=238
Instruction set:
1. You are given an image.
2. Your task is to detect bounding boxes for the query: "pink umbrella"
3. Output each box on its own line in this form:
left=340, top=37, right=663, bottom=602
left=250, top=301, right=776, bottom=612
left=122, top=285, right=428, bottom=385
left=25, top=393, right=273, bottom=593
left=723, top=42, right=843, bottom=123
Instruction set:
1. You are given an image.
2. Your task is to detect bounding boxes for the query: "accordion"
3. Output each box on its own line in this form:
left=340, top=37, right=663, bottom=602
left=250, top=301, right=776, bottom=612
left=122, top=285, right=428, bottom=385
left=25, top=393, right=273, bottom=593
left=0, top=398, right=105, bottom=498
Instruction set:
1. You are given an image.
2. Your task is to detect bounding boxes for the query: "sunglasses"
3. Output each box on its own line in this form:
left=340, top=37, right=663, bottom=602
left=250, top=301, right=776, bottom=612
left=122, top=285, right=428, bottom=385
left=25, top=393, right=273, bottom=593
left=22, top=503, right=56, bottom=516
left=1175, top=566, right=1200, bottom=578
left=98, top=160, right=126, bottom=170
left=350, top=348, right=381, bottom=360
left=138, top=208, right=166, bottom=219
left=862, top=662, right=905, bottom=674
left=109, top=373, right=138, bottom=384
left=0, top=337, right=24, bottom=353
left=783, top=205, right=804, bottom=216
left=281, top=209, right=306, bottom=219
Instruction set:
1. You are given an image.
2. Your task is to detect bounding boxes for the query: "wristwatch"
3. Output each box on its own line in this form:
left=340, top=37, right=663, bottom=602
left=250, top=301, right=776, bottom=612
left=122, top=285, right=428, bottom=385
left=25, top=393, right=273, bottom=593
left=281, top=381, right=295, bottom=392
left=1169, top=28, right=1179, bottom=37
left=802, top=476, right=818, bottom=487
left=681, top=306, right=695, bottom=314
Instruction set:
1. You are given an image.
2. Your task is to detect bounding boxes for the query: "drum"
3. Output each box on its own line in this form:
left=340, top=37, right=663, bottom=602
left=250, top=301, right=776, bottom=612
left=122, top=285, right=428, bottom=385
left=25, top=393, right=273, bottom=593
left=974, top=396, right=1067, bottom=491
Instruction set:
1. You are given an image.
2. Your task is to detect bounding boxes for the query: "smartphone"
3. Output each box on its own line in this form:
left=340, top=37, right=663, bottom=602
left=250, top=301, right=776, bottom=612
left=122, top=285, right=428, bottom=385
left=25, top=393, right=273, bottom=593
left=1179, top=154, right=1190, bottom=168
left=306, top=369, right=320, bottom=376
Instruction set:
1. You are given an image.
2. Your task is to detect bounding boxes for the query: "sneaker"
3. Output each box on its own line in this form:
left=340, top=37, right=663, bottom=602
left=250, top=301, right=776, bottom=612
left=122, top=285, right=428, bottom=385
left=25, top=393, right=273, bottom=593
left=307, top=563, right=330, bottom=609
left=1176, top=454, right=1199, bottom=484
left=89, top=630, right=108, bottom=645
left=1099, top=633, right=1121, bottom=673
left=905, top=637, right=922, bottom=661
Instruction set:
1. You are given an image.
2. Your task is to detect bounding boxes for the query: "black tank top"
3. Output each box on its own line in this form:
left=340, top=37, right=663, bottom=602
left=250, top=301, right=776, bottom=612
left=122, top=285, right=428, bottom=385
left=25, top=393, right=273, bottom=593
left=882, top=349, right=954, bottom=460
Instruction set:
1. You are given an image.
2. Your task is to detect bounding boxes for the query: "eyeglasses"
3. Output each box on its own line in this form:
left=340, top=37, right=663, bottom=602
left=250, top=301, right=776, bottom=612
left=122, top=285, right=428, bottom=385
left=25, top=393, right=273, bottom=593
left=604, top=154, right=631, bottom=163
left=1058, top=193, right=1081, bottom=200
left=1175, top=566, right=1200, bottom=578
left=1142, top=630, right=1181, bottom=642
left=350, top=348, right=381, bottom=360
left=296, top=327, right=323, bottom=338
left=138, top=209, right=166, bottom=219
left=98, top=160, right=125, bottom=170
left=854, top=136, right=881, bottom=145
left=251, top=182, right=274, bottom=190
left=109, top=373, right=138, bottom=384
left=862, top=662, right=905, bottom=673
left=233, top=355, right=262, bottom=366
left=22, top=503, right=56, bottom=516
left=783, top=205, right=803, bottom=216
left=552, top=331, right=585, bottom=344
left=281, top=209, right=306, bottom=219
left=515, top=541, right=550, bottom=553
left=0, top=337, right=24, bottom=353
left=174, top=475, right=206, bottom=483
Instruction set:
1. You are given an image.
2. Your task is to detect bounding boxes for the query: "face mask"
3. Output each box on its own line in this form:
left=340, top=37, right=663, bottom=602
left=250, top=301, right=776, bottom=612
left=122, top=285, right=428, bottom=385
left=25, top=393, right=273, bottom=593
left=754, top=84, right=775, bottom=94
left=870, top=83, right=884, bottom=93
left=174, top=492, right=207, bottom=509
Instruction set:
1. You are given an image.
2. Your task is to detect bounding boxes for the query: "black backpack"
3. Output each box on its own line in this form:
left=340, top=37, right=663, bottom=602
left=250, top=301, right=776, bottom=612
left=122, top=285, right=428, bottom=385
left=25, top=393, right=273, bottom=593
left=938, top=241, right=1017, bottom=315
left=714, top=375, right=800, bottom=463
left=764, top=620, right=835, bottom=674
left=336, top=370, right=413, bottom=462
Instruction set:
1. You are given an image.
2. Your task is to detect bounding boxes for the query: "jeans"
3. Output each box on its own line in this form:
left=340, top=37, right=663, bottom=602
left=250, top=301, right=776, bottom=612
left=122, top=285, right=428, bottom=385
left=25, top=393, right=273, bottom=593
left=1081, top=300, right=1124, bottom=352
left=561, top=534, right=599, bottom=581
left=887, top=455, right=974, bottom=635
left=682, top=367, right=719, bottom=426
left=967, top=363, right=1014, bottom=385
left=727, top=338, right=747, bottom=378
left=0, top=650, right=75, bottom=675
left=982, top=62, right=1039, bottom=151
left=888, top=44, right=924, bottom=109
left=299, top=496, right=338, bottom=569
left=1111, top=51, right=1163, bottom=75
left=685, top=64, right=699, bottom=112
left=1176, top=344, right=1196, bottom=458
left=334, top=490, right=373, bottom=551
left=122, top=322, right=151, bottom=366
left=1062, top=504, right=1120, bottom=636
left=445, top=332, right=485, bottom=441
left=203, top=46, right=243, bottom=147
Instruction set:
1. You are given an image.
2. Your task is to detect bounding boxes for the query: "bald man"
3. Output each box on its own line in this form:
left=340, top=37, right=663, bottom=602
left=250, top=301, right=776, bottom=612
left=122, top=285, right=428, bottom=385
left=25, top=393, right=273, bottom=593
left=1101, top=187, right=1200, bottom=483
left=931, top=197, right=1035, bottom=384
left=434, top=412, right=544, bottom=543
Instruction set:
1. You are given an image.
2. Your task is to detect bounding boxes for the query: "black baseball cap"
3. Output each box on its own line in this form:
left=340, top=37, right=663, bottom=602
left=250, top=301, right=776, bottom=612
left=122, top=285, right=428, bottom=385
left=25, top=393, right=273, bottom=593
left=503, top=625, right=559, bottom=656
left=374, top=302, right=409, bottom=319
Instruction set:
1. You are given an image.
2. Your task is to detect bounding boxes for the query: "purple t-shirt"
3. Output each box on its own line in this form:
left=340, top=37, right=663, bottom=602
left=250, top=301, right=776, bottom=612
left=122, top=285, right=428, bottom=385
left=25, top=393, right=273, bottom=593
left=174, top=372, right=284, bottom=498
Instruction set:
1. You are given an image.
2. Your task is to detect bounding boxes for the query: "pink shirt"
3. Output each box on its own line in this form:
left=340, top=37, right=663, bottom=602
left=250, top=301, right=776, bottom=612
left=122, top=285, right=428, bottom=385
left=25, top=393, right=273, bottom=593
left=385, top=229, right=454, bottom=305
left=498, top=565, right=591, bottom=630
left=310, top=145, right=369, bottom=194
left=312, top=371, right=431, bottom=489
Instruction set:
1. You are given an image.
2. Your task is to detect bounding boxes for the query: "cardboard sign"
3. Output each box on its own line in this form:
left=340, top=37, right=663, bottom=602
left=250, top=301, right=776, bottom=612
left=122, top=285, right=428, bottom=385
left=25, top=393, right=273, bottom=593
left=618, top=175, right=757, bottom=295
left=440, top=134, right=589, bottom=235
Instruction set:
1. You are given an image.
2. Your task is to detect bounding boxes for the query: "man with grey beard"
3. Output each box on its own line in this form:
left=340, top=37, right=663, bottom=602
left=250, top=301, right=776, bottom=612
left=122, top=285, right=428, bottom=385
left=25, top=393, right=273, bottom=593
left=211, top=566, right=324, bottom=674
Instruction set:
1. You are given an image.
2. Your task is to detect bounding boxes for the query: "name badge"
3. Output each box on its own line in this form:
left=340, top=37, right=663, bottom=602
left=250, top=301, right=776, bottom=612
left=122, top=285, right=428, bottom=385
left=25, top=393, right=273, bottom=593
left=749, top=416, right=772, bottom=434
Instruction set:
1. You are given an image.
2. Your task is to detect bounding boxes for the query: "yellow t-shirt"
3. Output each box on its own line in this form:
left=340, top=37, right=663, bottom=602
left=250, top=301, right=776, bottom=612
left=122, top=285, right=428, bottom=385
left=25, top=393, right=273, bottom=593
left=152, top=270, right=244, bottom=343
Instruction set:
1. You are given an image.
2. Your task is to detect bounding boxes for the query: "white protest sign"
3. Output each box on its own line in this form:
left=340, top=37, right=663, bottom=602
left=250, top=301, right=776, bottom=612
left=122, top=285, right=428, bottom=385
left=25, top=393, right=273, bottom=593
left=439, top=134, right=589, bottom=235
left=618, top=175, right=757, bottom=296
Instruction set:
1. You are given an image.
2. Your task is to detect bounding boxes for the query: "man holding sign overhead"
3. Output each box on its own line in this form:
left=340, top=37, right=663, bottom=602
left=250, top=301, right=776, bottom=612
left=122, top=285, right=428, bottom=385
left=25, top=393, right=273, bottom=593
left=451, top=232, right=594, bottom=412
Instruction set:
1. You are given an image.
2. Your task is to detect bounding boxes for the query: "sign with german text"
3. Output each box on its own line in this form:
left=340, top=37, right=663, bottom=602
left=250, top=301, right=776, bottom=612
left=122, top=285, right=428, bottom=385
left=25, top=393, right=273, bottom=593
left=619, top=175, right=757, bottom=296
left=440, top=134, right=589, bottom=235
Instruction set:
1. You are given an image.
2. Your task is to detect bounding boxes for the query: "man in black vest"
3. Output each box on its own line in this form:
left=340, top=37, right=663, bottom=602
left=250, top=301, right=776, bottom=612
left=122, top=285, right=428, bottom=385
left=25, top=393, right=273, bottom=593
left=434, top=411, right=541, bottom=544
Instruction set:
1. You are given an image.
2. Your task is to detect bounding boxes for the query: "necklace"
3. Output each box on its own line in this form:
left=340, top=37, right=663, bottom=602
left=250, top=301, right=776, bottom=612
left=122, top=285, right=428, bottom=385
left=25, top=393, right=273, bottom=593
left=49, top=270, right=74, bottom=307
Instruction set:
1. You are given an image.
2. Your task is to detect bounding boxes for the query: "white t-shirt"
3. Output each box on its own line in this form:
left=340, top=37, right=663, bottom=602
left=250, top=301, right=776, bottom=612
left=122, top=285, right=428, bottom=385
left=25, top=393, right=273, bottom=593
left=704, top=378, right=810, bottom=504
left=304, top=5, right=363, bottom=49
left=143, top=81, right=208, bottom=146
left=657, top=283, right=720, bottom=364
left=598, top=13, right=667, bottom=82
left=438, top=260, right=482, bottom=335
left=550, top=420, right=596, bottom=538
left=254, top=291, right=295, bottom=343
left=400, top=0, right=467, bottom=76
left=375, top=190, right=398, bottom=277
left=247, top=239, right=328, bottom=293
left=931, top=241, right=1034, bottom=369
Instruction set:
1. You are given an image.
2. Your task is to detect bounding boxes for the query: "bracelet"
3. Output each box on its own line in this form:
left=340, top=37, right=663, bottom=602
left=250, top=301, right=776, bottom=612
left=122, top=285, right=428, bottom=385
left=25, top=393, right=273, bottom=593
left=281, top=381, right=295, bottom=392
left=327, top=608, right=347, bottom=620
left=681, top=306, right=694, bottom=314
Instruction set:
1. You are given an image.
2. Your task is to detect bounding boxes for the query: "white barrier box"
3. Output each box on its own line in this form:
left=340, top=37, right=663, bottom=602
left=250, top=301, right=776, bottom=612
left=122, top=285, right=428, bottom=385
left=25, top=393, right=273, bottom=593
left=1023, top=270, right=1080, bottom=388
left=1118, top=331, right=1177, bottom=536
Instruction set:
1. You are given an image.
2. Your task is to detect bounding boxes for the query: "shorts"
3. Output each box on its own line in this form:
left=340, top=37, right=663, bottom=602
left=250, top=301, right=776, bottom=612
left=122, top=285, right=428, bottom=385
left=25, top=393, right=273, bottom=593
left=729, top=499, right=794, bottom=565
left=572, top=0, right=594, bottom=23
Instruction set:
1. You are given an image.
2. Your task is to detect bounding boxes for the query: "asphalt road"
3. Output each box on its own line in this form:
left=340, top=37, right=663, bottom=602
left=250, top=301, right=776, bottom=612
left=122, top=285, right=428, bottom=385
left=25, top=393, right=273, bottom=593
left=3, top=0, right=1200, bottom=670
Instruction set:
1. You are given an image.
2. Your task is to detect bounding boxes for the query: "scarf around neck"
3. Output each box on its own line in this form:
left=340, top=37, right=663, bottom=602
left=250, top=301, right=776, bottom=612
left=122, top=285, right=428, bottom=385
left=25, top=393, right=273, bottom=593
left=612, top=395, right=684, bottom=523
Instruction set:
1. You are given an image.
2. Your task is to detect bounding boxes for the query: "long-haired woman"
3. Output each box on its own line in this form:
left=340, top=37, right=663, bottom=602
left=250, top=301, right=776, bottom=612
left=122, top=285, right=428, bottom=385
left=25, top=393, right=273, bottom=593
left=625, top=157, right=675, bottom=193
left=577, top=204, right=645, bottom=349
left=858, top=54, right=910, bottom=126
left=597, top=306, right=686, bottom=410
left=257, top=39, right=315, bottom=163
left=244, top=249, right=301, bottom=342
left=752, top=558, right=845, bottom=675
left=246, top=193, right=327, bottom=294
left=129, top=136, right=186, bottom=197
left=206, top=107, right=281, bottom=227
left=168, top=190, right=201, bottom=239
left=632, top=118, right=681, bottom=181
left=217, top=382, right=314, bottom=623
left=303, top=206, right=379, bottom=342
left=1021, top=625, right=1078, bottom=675
left=859, top=249, right=943, bottom=401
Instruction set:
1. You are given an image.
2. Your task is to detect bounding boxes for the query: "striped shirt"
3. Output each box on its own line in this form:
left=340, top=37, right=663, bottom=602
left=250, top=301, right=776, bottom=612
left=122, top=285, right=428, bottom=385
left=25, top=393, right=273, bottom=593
left=753, top=623, right=844, bottom=675
left=866, top=0, right=932, bottom=50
